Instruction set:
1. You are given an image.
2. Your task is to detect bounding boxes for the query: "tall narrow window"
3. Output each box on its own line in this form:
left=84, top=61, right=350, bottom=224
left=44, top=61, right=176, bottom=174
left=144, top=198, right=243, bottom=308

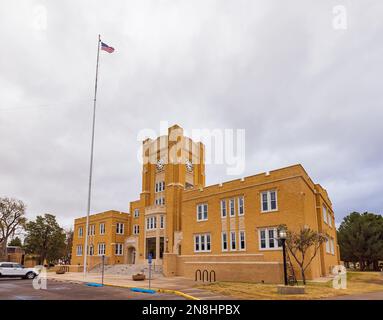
left=229, top=199, right=235, bottom=217
left=323, top=206, right=328, bottom=224
left=134, top=209, right=139, bottom=218
left=76, top=245, right=83, bottom=256
left=238, top=196, right=244, bottom=215
left=78, top=227, right=83, bottom=238
left=222, top=232, right=228, bottom=251
left=221, top=200, right=227, bottom=218
left=239, top=231, right=246, bottom=250
left=99, top=223, right=105, bottom=235
left=230, top=231, right=236, bottom=250
left=260, top=230, right=266, bottom=249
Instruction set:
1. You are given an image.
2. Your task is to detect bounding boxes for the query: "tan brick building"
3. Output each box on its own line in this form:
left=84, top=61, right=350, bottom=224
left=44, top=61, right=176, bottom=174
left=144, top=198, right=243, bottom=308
left=71, top=124, right=340, bottom=282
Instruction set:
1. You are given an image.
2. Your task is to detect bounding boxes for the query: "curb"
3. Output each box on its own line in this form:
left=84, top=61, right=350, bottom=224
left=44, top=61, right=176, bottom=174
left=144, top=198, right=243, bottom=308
left=48, top=277, right=200, bottom=300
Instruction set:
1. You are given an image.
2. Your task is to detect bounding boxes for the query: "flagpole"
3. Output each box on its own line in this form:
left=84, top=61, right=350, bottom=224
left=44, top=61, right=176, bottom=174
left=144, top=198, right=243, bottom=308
left=83, top=34, right=101, bottom=276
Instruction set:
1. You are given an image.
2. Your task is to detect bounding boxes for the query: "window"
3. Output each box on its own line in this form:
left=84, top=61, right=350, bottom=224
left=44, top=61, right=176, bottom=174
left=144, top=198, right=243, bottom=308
left=99, top=223, right=105, bottom=235
left=155, top=197, right=165, bottom=205
left=160, top=215, right=165, bottom=229
left=194, top=233, right=211, bottom=252
left=98, top=243, right=106, bottom=255
left=115, top=243, right=123, bottom=256
left=78, top=227, right=83, bottom=238
left=229, top=199, right=235, bottom=217
left=238, top=196, right=245, bottom=216
left=196, top=204, right=208, bottom=221
left=230, top=231, right=236, bottom=250
left=221, top=232, right=228, bottom=251
left=76, top=245, right=83, bottom=256
left=116, top=223, right=124, bottom=234
left=259, top=227, right=281, bottom=250
left=239, top=231, right=246, bottom=250
left=87, top=245, right=94, bottom=256
left=330, top=238, right=335, bottom=254
left=133, top=224, right=139, bottom=235
left=261, top=190, right=278, bottom=212
left=328, top=213, right=332, bottom=227
left=146, top=216, right=157, bottom=230
left=88, top=224, right=95, bottom=235
left=325, top=237, right=330, bottom=253
left=134, top=209, right=139, bottom=218
left=220, top=200, right=227, bottom=218
left=323, top=205, right=328, bottom=224
left=155, top=181, right=165, bottom=193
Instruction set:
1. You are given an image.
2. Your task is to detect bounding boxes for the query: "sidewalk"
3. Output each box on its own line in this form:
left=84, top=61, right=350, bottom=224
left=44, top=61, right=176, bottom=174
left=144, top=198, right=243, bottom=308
left=47, top=272, right=234, bottom=300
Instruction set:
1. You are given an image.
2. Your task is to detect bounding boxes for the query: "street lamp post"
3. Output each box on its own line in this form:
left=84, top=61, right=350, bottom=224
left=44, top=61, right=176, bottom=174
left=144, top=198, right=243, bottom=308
left=278, top=228, right=288, bottom=286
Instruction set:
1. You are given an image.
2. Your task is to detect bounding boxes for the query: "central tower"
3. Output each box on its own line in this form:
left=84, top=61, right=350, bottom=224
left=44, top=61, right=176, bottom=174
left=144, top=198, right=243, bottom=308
left=128, top=125, right=205, bottom=265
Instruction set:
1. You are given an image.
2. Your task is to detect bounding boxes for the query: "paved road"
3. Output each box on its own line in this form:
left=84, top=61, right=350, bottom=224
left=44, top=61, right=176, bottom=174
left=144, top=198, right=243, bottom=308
left=0, top=278, right=186, bottom=300
left=324, top=291, right=383, bottom=300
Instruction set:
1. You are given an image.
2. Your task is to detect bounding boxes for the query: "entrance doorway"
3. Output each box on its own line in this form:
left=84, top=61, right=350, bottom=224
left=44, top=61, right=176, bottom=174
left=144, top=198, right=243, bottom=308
left=127, top=247, right=136, bottom=264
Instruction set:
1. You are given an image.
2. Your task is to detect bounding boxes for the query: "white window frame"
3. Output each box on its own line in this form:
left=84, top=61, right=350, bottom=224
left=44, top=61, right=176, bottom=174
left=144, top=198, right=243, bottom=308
left=330, top=238, right=335, bottom=254
left=116, top=222, right=124, bottom=234
left=76, top=245, right=83, bottom=256
left=323, top=205, right=328, bottom=224
left=99, top=223, right=105, bottom=235
left=87, top=244, right=94, bottom=256
left=88, top=224, right=95, bottom=236
left=239, top=230, right=246, bottom=250
left=98, top=243, right=106, bottom=255
left=258, top=227, right=281, bottom=250
left=325, top=237, right=330, bottom=253
left=261, top=190, right=278, bottom=212
left=133, top=224, right=139, bottom=235
left=134, top=209, right=139, bottom=218
left=160, top=215, right=165, bottom=229
left=115, top=243, right=123, bottom=256
left=221, top=232, right=228, bottom=252
left=230, top=231, right=236, bottom=251
left=220, top=200, right=227, bottom=218
left=78, top=227, right=83, bottom=238
left=196, top=203, right=208, bottom=222
left=146, top=216, right=157, bottom=230
left=194, top=233, right=211, bottom=253
left=229, top=199, right=235, bottom=217
left=328, top=213, right=332, bottom=228
left=238, top=196, right=245, bottom=216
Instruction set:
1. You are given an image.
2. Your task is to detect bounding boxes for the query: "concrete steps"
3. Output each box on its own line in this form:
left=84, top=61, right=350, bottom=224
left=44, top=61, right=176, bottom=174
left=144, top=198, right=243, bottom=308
left=90, top=264, right=163, bottom=276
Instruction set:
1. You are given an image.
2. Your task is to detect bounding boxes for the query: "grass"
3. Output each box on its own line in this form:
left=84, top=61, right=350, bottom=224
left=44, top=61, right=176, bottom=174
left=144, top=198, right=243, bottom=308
left=196, top=272, right=383, bottom=300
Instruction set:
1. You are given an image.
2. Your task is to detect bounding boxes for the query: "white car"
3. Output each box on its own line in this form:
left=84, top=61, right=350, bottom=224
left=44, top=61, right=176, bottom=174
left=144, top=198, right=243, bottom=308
left=0, top=262, right=40, bottom=279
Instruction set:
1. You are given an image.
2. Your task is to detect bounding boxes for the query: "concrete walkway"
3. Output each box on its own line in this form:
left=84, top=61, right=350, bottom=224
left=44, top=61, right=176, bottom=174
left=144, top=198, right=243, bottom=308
left=47, top=272, right=233, bottom=300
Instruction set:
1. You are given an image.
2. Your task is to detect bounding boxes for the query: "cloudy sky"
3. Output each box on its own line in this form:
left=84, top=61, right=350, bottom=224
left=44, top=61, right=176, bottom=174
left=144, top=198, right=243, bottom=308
left=0, top=0, right=382, bottom=229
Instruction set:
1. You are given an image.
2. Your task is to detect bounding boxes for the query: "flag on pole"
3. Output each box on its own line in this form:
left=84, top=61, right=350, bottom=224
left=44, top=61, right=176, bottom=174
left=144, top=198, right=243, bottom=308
left=101, top=42, right=115, bottom=53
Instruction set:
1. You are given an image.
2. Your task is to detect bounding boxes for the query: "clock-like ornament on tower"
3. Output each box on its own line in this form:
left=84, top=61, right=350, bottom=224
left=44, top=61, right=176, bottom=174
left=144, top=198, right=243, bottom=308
left=156, top=158, right=165, bottom=171
left=185, top=159, right=193, bottom=172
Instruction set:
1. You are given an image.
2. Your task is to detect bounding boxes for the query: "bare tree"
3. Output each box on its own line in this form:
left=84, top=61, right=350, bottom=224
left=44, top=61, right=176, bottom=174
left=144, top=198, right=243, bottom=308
left=284, top=226, right=327, bottom=285
left=0, top=197, right=26, bottom=259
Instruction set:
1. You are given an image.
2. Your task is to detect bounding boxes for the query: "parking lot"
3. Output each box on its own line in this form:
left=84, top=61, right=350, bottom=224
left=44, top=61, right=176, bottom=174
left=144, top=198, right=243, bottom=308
left=0, top=278, right=186, bottom=300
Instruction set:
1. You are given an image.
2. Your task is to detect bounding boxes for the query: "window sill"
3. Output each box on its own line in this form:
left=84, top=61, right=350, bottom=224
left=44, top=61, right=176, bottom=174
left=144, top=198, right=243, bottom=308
left=259, top=247, right=282, bottom=251
left=197, top=219, right=208, bottom=222
left=261, top=210, right=278, bottom=214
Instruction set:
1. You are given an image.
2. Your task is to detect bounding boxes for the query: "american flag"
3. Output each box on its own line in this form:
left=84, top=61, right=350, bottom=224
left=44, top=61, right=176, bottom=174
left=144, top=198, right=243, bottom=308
left=101, top=42, right=115, bottom=53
